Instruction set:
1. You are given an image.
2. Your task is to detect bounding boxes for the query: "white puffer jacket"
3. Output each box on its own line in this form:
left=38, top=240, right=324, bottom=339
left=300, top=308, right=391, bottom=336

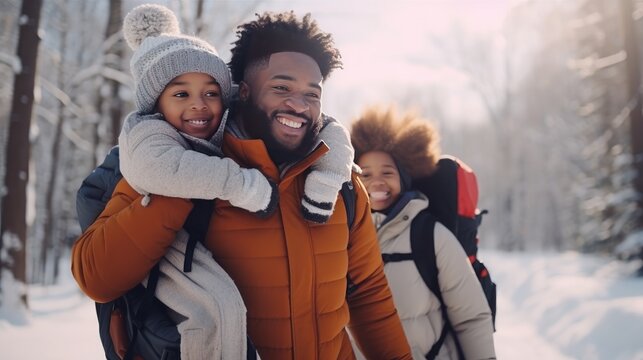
left=358, top=191, right=496, bottom=360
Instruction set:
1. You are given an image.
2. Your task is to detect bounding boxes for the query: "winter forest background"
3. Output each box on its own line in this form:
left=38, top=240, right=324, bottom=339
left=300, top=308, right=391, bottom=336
left=1, top=0, right=643, bottom=358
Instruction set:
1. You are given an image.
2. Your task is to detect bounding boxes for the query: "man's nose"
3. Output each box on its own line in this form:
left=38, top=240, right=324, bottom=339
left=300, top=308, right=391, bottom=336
left=284, top=94, right=309, bottom=113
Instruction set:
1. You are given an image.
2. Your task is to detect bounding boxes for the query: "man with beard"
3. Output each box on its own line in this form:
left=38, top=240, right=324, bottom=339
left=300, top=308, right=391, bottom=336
left=219, top=16, right=411, bottom=357
left=73, top=11, right=411, bottom=360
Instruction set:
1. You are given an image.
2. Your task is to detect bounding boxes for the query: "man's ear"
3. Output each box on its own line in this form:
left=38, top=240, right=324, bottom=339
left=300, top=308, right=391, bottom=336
left=239, top=81, right=250, bottom=101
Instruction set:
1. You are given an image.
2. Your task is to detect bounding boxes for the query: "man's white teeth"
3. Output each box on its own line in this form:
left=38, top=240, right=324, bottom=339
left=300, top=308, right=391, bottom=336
left=188, top=119, right=208, bottom=125
left=277, top=117, right=303, bottom=129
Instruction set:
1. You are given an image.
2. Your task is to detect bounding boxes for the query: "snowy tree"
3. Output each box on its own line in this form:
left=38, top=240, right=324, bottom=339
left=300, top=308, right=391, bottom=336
left=431, top=0, right=643, bottom=257
left=0, top=0, right=267, bottom=291
left=631, top=1, right=643, bottom=219
left=0, top=0, right=43, bottom=307
left=566, top=0, right=642, bottom=254
left=0, top=0, right=21, bottom=228
left=612, top=0, right=643, bottom=262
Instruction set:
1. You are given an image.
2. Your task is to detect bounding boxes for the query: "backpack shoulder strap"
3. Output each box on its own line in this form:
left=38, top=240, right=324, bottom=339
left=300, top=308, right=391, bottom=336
left=410, top=210, right=439, bottom=297
left=182, top=199, right=215, bottom=272
left=340, top=180, right=356, bottom=231
left=340, top=180, right=358, bottom=297
left=410, top=210, right=465, bottom=360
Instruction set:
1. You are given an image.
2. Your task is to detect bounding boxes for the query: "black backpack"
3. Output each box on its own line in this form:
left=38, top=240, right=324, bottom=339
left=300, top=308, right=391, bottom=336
left=382, top=155, right=497, bottom=359
left=77, top=148, right=258, bottom=360
left=77, top=147, right=358, bottom=360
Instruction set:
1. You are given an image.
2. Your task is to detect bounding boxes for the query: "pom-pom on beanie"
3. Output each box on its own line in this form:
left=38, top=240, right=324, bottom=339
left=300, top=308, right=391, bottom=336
left=123, top=4, right=232, bottom=113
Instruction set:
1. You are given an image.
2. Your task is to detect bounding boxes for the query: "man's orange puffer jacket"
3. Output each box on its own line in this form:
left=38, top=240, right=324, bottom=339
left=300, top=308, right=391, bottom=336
left=72, top=134, right=412, bottom=360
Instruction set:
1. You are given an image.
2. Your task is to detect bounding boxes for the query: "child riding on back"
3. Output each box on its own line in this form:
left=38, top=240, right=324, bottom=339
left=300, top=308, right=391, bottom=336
left=119, top=5, right=353, bottom=219
left=81, top=4, right=355, bottom=359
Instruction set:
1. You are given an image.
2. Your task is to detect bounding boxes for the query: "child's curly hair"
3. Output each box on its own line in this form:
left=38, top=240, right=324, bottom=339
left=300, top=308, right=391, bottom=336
left=228, top=11, right=342, bottom=84
left=351, top=105, right=441, bottom=179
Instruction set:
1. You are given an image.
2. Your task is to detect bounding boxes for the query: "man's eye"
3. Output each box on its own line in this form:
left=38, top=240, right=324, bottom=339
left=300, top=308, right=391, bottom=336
left=173, top=92, right=188, bottom=98
left=206, top=91, right=220, bottom=97
left=306, top=93, right=320, bottom=99
left=273, top=86, right=288, bottom=92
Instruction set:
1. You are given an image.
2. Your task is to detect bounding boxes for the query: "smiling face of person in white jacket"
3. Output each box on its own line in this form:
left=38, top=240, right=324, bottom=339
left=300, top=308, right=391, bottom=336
left=357, top=150, right=402, bottom=211
left=157, top=72, right=225, bottom=140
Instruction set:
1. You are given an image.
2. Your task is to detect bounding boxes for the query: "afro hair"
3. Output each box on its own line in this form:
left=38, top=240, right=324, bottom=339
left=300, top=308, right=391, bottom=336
left=228, top=11, right=342, bottom=83
left=351, top=106, right=441, bottom=179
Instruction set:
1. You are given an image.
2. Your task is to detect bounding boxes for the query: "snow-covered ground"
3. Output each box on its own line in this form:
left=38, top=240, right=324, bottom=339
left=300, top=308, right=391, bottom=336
left=1, top=250, right=643, bottom=360
left=486, top=250, right=643, bottom=360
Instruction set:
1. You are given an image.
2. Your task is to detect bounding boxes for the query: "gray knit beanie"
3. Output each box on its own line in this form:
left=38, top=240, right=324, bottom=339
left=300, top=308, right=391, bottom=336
left=123, top=4, right=232, bottom=113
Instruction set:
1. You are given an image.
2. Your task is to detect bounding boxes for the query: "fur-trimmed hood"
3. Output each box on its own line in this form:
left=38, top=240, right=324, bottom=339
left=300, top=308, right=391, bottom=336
left=350, top=106, right=441, bottom=179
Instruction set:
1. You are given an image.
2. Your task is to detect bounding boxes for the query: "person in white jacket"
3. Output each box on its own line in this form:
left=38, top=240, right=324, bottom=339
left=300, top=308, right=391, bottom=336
left=350, top=106, right=496, bottom=360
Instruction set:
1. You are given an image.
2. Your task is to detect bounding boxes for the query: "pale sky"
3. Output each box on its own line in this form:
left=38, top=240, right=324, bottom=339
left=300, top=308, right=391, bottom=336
left=255, top=0, right=522, bottom=127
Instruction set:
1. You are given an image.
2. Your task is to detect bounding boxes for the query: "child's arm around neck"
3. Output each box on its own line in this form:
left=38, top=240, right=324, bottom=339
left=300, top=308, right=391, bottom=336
left=118, top=111, right=277, bottom=216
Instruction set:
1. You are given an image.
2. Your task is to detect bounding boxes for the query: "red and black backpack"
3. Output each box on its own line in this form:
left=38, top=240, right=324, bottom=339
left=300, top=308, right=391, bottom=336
left=412, top=155, right=496, bottom=319
left=373, top=155, right=496, bottom=359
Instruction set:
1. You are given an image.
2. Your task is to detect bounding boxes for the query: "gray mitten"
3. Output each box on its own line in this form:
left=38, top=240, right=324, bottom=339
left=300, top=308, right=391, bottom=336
left=228, top=168, right=279, bottom=218
left=302, top=115, right=354, bottom=223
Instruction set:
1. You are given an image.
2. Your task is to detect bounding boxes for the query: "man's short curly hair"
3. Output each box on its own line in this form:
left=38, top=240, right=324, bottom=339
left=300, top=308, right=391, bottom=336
left=228, top=11, right=342, bottom=84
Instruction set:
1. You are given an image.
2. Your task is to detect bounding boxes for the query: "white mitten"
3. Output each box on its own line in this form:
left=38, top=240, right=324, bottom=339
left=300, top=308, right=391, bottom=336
left=228, top=168, right=279, bottom=218
left=302, top=170, right=348, bottom=223
left=302, top=116, right=354, bottom=223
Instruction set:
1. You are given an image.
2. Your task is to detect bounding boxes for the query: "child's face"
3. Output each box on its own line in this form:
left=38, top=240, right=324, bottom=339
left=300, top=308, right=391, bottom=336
left=157, top=72, right=224, bottom=140
left=357, top=151, right=402, bottom=211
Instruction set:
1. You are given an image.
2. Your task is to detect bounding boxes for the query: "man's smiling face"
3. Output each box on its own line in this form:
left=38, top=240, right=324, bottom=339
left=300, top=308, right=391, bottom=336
left=239, top=52, right=324, bottom=162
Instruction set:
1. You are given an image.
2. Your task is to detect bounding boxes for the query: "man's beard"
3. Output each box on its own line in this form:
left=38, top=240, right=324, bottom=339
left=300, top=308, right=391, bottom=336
left=238, top=97, right=322, bottom=165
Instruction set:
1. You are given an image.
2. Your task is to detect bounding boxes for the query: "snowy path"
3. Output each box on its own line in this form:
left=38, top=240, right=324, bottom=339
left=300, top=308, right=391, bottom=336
left=0, top=277, right=103, bottom=359
left=493, top=282, right=574, bottom=359
left=484, top=250, right=643, bottom=360
left=2, top=250, right=643, bottom=359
